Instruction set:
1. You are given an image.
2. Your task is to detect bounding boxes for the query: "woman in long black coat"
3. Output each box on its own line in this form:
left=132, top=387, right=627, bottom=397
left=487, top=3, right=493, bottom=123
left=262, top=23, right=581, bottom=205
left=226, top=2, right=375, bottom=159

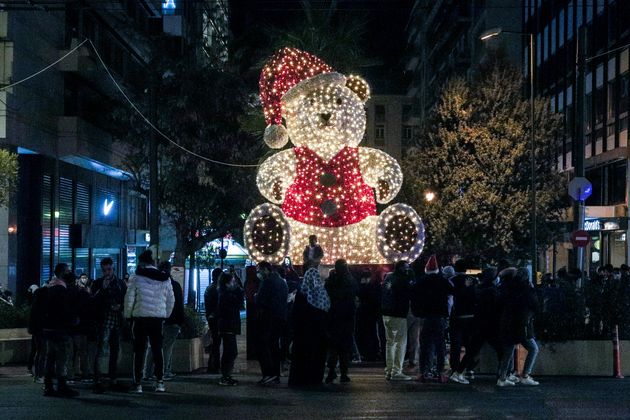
left=324, top=259, right=357, bottom=383
left=288, top=267, right=330, bottom=387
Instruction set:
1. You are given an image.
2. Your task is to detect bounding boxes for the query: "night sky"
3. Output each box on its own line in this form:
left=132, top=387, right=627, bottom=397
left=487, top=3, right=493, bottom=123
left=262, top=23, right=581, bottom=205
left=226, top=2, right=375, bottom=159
left=229, top=0, right=414, bottom=93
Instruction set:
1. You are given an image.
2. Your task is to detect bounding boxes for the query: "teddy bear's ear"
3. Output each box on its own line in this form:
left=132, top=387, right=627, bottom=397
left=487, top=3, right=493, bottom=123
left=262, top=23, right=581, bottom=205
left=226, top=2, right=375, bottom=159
left=346, top=75, right=370, bottom=103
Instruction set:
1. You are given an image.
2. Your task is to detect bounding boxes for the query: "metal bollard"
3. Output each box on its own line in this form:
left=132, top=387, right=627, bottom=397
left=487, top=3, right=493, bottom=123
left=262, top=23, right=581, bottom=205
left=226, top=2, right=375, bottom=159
left=613, top=324, right=624, bottom=379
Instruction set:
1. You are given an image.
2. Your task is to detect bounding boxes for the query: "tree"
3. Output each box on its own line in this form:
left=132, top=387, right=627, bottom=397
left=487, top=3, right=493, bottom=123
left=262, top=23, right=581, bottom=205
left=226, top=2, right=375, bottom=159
left=113, top=52, right=261, bottom=303
left=402, top=59, right=566, bottom=264
left=0, top=149, right=18, bottom=207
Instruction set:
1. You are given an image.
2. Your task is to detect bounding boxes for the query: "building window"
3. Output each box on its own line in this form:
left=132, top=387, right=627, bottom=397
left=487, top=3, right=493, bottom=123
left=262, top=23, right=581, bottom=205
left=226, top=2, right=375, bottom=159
left=577, top=0, right=583, bottom=27
left=597, top=0, right=604, bottom=16
left=375, top=125, right=385, bottom=145
left=403, top=125, right=412, bottom=141
left=543, top=25, right=549, bottom=61
left=620, top=71, right=629, bottom=115
left=559, top=10, right=565, bottom=47
left=402, top=105, right=411, bottom=122
left=551, top=18, right=557, bottom=56
left=568, top=2, right=574, bottom=40
left=375, top=105, right=385, bottom=123
left=586, top=0, right=593, bottom=23
left=537, top=33, right=542, bottom=65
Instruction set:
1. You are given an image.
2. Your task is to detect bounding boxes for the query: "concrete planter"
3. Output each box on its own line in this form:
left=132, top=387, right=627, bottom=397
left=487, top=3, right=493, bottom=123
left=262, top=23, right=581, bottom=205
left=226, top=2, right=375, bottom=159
left=0, top=328, right=31, bottom=365
left=118, top=337, right=205, bottom=374
left=475, top=340, right=630, bottom=376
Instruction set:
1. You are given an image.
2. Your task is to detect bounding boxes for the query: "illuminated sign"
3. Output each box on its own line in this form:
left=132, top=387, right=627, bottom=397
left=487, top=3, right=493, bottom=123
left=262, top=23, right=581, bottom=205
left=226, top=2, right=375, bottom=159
left=103, top=199, right=115, bottom=216
left=584, top=218, right=626, bottom=232
left=162, top=0, right=176, bottom=15
left=584, top=220, right=600, bottom=231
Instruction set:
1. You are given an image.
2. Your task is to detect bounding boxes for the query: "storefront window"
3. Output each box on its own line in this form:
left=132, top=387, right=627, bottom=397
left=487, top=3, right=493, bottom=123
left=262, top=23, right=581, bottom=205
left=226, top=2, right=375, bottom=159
left=610, top=231, right=627, bottom=268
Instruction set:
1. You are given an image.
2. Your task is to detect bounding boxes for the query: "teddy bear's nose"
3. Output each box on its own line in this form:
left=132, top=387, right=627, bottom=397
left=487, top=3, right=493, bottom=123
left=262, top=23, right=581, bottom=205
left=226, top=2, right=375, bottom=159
left=319, top=113, right=332, bottom=123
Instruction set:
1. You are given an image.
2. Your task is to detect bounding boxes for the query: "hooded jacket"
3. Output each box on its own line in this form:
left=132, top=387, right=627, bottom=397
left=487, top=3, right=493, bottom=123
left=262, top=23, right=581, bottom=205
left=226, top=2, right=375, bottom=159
left=381, top=270, right=412, bottom=318
left=124, top=265, right=175, bottom=319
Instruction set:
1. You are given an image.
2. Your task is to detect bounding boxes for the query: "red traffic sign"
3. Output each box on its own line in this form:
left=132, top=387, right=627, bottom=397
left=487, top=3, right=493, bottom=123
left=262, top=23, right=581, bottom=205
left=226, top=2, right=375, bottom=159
left=571, top=230, right=590, bottom=248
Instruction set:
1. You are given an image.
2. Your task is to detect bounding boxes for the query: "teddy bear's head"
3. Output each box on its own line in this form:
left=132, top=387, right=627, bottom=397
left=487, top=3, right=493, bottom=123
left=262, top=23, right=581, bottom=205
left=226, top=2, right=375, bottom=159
left=282, top=74, right=369, bottom=158
left=260, top=48, right=370, bottom=157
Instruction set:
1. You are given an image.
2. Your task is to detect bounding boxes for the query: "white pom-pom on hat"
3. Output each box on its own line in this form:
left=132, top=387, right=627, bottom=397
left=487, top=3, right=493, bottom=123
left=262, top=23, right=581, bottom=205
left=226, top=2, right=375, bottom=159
left=264, top=124, right=289, bottom=149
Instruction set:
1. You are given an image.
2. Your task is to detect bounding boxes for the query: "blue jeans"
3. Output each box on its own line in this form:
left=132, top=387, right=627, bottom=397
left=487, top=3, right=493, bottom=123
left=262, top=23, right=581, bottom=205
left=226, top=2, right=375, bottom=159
left=499, top=338, right=539, bottom=380
left=419, top=317, right=446, bottom=375
left=94, top=327, right=121, bottom=382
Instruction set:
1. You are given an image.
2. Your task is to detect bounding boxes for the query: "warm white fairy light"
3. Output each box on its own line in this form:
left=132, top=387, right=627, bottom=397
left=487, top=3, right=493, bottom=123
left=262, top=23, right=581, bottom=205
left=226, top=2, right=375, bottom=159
left=245, top=47, right=426, bottom=265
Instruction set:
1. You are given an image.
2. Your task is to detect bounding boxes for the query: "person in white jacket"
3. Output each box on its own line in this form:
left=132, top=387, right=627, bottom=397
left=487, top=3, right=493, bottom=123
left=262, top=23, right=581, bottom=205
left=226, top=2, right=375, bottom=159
left=124, top=250, right=174, bottom=394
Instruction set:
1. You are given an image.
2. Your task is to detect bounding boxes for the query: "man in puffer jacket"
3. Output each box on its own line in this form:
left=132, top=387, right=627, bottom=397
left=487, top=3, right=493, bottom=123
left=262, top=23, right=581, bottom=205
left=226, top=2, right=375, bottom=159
left=124, top=250, right=174, bottom=394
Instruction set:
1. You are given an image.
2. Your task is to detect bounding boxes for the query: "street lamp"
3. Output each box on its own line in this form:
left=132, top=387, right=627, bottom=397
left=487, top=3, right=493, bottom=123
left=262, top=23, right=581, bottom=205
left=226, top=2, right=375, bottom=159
left=425, top=191, right=436, bottom=202
left=480, top=27, right=537, bottom=277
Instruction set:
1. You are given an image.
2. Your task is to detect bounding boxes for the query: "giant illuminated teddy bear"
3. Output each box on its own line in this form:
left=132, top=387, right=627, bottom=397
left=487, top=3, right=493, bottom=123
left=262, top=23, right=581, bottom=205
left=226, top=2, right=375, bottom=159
left=244, top=48, right=425, bottom=265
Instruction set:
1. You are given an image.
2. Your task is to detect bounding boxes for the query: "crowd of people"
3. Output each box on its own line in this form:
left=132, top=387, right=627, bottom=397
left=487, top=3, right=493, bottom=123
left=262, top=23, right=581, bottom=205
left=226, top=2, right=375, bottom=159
left=25, top=233, right=630, bottom=397
left=27, top=249, right=185, bottom=397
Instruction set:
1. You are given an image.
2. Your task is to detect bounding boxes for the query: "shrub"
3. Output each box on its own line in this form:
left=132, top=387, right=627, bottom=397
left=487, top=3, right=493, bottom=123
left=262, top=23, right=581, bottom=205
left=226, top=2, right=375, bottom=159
left=0, top=302, right=30, bottom=329
left=179, top=306, right=206, bottom=339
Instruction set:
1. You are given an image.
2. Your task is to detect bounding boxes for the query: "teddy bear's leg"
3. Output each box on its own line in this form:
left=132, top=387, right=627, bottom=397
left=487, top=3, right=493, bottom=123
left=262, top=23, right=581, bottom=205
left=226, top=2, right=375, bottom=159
left=376, top=203, right=426, bottom=262
left=243, top=203, right=291, bottom=264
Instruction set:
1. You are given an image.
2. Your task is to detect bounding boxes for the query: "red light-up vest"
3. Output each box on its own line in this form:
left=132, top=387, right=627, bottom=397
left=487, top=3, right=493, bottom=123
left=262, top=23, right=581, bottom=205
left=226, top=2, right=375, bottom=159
left=282, top=146, right=376, bottom=227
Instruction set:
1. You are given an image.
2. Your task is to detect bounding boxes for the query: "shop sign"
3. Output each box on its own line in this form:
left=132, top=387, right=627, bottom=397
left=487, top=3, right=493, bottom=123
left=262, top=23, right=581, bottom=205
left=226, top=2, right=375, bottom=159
left=584, top=218, right=627, bottom=231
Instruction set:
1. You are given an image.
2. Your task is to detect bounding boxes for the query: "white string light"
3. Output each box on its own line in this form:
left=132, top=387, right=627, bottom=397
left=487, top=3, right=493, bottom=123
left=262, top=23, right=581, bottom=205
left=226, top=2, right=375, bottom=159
left=245, top=47, right=426, bottom=265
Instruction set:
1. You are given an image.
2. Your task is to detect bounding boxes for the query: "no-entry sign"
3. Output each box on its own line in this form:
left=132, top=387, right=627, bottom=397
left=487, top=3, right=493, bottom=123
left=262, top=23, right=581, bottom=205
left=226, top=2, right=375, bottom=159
left=571, top=230, right=590, bottom=248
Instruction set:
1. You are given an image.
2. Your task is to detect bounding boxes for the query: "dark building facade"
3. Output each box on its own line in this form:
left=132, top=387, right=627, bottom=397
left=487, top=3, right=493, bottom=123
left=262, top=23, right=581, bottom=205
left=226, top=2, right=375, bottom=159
left=526, top=0, right=630, bottom=270
left=0, top=0, right=228, bottom=295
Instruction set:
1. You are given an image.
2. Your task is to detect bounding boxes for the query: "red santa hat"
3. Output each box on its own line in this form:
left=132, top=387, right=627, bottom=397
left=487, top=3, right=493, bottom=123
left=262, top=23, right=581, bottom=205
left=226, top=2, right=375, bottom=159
left=425, top=255, right=439, bottom=274
left=259, top=47, right=345, bottom=149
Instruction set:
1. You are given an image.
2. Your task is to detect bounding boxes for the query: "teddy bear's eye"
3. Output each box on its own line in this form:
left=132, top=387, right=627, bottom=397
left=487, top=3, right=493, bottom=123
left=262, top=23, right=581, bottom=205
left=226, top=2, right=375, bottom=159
left=336, top=97, right=343, bottom=105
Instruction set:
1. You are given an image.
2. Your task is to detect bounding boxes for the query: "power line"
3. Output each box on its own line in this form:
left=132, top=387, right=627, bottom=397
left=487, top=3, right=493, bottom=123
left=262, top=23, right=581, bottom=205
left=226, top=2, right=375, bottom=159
left=86, top=39, right=260, bottom=168
left=0, top=34, right=261, bottom=168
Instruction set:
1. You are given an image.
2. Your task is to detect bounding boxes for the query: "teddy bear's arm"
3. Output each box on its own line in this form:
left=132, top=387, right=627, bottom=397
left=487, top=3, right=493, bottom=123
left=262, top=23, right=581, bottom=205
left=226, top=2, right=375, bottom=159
left=256, top=149, right=296, bottom=204
left=358, top=147, right=403, bottom=204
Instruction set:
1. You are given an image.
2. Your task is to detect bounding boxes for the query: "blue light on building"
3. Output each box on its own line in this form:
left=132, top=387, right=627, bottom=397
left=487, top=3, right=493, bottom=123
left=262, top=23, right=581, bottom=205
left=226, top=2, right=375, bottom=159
left=163, top=0, right=176, bottom=15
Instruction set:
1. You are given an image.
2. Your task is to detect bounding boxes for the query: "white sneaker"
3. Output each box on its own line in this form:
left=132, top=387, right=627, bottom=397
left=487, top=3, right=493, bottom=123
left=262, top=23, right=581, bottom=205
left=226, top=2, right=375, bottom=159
left=520, top=376, right=539, bottom=386
left=507, top=373, right=520, bottom=384
left=155, top=381, right=166, bottom=392
left=129, top=384, right=143, bottom=394
left=497, top=379, right=516, bottom=387
left=449, top=373, right=470, bottom=384
left=390, top=373, right=413, bottom=381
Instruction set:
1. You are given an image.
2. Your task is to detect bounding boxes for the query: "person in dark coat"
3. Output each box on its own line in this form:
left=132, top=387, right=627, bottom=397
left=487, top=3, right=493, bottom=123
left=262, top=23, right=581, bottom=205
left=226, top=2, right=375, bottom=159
left=452, top=268, right=503, bottom=383
left=255, top=261, right=288, bottom=385
left=91, top=257, right=127, bottom=393
left=27, top=284, right=46, bottom=383
left=355, top=271, right=382, bottom=361
left=412, top=256, right=452, bottom=382
left=381, top=260, right=414, bottom=381
left=144, top=261, right=185, bottom=380
left=289, top=265, right=330, bottom=387
left=325, top=259, right=358, bottom=383
left=497, top=268, right=540, bottom=386
left=216, top=272, right=244, bottom=386
left=302, top=234, right=324, bottom=271
left=448, top=259, right=477, bottom=380
left=33, top=263, right=80, bottom=397
left=204, top=268, right=224, bottom=373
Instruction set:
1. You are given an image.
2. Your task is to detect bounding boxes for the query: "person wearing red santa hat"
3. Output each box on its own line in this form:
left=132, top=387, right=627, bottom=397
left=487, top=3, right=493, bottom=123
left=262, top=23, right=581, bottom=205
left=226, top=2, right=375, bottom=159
left=411, top=255, right=453, bottom=382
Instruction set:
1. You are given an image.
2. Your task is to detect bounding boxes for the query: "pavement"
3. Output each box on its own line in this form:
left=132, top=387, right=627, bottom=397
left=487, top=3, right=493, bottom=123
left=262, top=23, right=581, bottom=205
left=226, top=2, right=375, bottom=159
left=1, top=363, right=630, bottom=420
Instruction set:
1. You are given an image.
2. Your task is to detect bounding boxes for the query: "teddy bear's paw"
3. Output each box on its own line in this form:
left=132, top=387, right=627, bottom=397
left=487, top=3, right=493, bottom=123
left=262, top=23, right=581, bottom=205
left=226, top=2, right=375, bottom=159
left=243, top=203, right=291, bottom=264
left=376, top=203, right=425, bottom=263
